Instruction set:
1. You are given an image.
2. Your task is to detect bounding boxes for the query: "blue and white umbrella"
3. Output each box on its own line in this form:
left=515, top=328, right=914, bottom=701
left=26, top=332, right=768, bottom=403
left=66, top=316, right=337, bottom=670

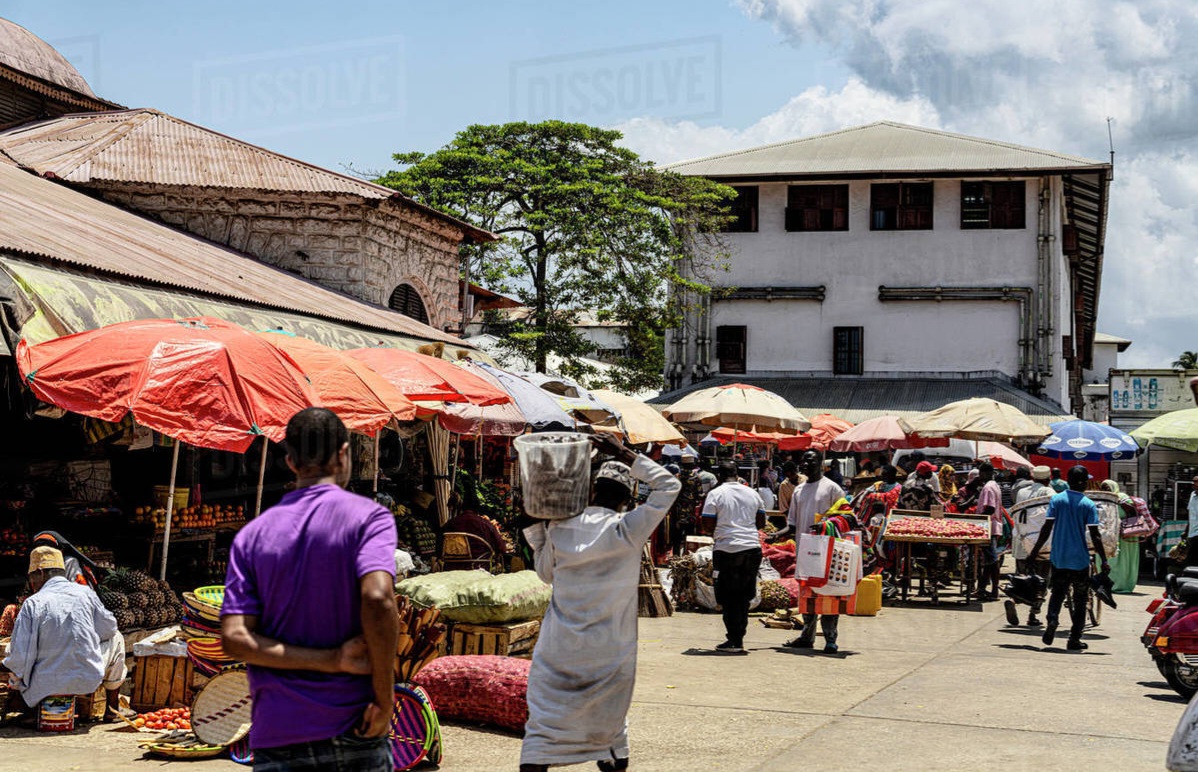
left=1037, top=420, right=1139, bottom=460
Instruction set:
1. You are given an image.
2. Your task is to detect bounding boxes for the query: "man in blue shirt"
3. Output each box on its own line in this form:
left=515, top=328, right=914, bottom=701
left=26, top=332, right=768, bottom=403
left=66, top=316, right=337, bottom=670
left=1028, top=466, right=1109, bottom=651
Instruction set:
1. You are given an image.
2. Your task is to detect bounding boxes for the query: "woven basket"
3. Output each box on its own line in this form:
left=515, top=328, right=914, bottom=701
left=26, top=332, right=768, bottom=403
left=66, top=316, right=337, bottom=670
left=191, top=669, right=252, bottom=746
left=141, top=741, right=226, bottom=759
left=182, top=593, right=222, bottom=623
left=194, top=586, right=225, bottom=607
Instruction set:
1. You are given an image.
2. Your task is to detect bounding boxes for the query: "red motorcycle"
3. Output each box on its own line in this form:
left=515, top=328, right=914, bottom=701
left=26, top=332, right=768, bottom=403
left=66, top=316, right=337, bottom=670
left=1146, top=569, right=1198, bottom=698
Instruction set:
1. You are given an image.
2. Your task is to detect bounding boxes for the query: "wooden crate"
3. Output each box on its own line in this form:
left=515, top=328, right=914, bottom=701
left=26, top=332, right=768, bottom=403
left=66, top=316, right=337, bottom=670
left=448, top=619, right=540, bottom=658
left=131, top=655, right=193, bottom=711
left=75, top=685, right=107, bottom=722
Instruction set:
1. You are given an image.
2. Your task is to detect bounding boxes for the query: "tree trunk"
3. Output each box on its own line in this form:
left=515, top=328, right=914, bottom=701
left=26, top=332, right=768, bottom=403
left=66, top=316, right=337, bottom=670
left=534, top=242, right=547, bottom=373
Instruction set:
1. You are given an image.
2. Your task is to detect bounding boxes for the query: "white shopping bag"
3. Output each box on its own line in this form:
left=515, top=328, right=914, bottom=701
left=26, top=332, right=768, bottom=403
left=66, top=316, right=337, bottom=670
left=813, top=537, right=863, bottom=596
left=796, top=533, right=833, bottom=587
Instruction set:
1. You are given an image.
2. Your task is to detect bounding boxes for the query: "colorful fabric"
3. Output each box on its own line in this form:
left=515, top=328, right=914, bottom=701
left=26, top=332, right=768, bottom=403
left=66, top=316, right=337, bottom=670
left=223, top=483, right=397, bottom=750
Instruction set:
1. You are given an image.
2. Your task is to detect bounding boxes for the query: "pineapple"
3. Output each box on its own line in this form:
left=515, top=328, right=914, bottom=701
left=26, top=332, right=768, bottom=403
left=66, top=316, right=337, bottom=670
left=115, top=610, right=135, bottom=630
left=127, top=591, right=149, bottom=611
left=127, top=571, right=156, bottom=594
left=98, top=590, right=129, bottom=611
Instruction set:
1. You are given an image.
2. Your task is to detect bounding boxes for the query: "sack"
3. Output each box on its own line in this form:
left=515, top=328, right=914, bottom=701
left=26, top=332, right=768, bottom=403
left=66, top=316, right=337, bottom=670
left=411, top=655, right=529, bottom=733
left=1121, top=497, right=1160, bottom=540
left=396, top=570, right=551, bottom=624
left=813, top=536, right=863, bottom=597
left=796, top=533, right=833, bottom=587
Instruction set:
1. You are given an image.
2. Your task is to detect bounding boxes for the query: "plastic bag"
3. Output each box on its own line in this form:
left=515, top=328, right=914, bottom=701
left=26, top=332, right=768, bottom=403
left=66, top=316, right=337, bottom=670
left=796, top=533, right=833, bottom=587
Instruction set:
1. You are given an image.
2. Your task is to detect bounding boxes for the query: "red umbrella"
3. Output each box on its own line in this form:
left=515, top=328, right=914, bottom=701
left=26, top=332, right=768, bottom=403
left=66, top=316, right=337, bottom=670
left=346, top=348, right=511, bottom=406
left=805, top=413, right=855, bottom=450
left=828, top=415, right=951, bottom=453
left=18, top=317, right=318, bottom=451
left=258, top=331, right=417, bottom=435
left=709, top=426, right=811, bottom=449
left=437, top=361, right=527, bottom=437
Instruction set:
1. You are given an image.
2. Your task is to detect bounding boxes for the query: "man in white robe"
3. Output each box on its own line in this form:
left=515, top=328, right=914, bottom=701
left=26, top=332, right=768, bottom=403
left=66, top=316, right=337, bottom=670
left=520, top=435, right=680, bottom=772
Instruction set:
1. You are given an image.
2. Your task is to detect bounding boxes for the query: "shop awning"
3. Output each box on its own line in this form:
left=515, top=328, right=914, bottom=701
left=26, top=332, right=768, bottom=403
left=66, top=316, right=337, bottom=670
left=0, top=256, right=483, bottom=356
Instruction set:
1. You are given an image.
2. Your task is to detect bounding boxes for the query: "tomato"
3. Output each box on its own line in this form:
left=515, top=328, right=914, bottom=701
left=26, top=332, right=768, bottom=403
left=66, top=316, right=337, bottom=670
left=166, top=722, right=178, bottom=730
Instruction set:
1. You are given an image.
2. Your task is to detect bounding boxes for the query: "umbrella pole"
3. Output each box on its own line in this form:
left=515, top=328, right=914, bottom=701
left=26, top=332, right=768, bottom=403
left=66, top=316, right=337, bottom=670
left=254, top=437, right=268, bottom=518
left=159, top=441, right=181, bottom=581
left=373, top=432, right=381, bottom=495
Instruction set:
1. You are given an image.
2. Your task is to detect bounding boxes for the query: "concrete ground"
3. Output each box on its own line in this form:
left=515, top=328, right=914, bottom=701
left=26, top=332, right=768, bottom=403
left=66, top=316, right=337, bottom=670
left=0, top=581, right=1185, bottom=771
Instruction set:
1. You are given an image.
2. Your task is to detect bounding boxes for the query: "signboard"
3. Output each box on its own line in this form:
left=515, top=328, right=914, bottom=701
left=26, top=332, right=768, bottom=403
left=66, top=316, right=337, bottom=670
left=1109, top=370, right=1198, bottom=415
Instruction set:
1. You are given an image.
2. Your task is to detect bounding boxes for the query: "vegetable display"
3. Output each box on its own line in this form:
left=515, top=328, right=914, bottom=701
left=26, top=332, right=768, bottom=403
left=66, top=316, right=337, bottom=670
left=134, top=707, right=191, bottom=731
left=886, top=518, right=988, bottom=541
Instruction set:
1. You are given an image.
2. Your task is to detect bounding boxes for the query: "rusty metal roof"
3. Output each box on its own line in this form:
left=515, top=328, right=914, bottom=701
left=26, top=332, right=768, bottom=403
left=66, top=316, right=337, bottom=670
left=0, top=18, right=96, bottom=97
left=0, top=157, right=472, bottom=347
left=665, top=122, right=1109, bottom=179
left=0, top=108, right=493, bottom=241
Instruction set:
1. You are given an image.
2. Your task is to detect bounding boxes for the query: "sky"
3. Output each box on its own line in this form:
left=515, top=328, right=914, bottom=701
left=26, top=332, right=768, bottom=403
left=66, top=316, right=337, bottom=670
left=6, top=0, right=1190, bottom=368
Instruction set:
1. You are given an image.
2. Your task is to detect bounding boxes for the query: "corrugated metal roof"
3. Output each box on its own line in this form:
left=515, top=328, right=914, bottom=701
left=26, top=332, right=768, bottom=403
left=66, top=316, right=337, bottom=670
left=649, top=376, right=1073, bottom=426
left=665, top=122, right=1109, bottom=179
left=0, top=18, right=96, bottom=97
left=0, top=157, right=471, bottom=347
left=0, top=109, right=493, bottom=241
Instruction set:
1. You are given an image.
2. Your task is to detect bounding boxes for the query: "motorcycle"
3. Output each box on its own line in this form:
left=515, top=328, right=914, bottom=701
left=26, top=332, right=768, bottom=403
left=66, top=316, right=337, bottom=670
left=1147, top=568, right=1198, bottom=698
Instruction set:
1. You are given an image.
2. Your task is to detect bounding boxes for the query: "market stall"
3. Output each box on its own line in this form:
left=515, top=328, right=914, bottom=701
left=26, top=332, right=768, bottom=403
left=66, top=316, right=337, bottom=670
left=882, top=511, right=991, bottom=604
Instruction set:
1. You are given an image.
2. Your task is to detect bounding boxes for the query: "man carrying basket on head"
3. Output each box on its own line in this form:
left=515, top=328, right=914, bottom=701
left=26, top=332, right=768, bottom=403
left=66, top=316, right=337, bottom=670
left=520, top=434, right=680, bottom=772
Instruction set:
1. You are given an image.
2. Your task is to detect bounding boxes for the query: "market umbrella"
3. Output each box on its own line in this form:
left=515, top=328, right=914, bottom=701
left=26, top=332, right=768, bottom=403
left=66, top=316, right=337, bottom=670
left=806, top=413, right=855, bottom=451
left=975, top=441, right=1032, bottom=470
left=17, top=317, right=320, bottom=578
left=709, top=426, right=807, bottom=447
left=437, top=361, right=527, bottom=437
left=899, top=398, right=1051, bottom=444
left=1130, top=409, right=1198, bottom=453
left=828, top=415, right=950, bottom=453
left=662, top=383, right=811, bottom=433
left=472, top=363, right=573, bottom=431
left=1038, top=419, right=1139, bottom=460
left=592, top=389, right=685, bottom=446
left=347, top=348, right=511, bottom=406
left=257, top=330, right=419, bottom=504
left=661, top=444, right=699, bottom=460
left=519, top=372, right=618, bottom=424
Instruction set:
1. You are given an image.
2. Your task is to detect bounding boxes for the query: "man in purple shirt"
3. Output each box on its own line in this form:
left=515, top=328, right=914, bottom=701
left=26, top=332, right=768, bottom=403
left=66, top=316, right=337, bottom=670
left=222, top=408, right=398, bottom=771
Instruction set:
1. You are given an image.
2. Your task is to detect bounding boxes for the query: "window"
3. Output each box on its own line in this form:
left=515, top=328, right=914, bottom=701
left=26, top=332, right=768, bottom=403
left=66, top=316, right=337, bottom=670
left=722, top=186, right=758, bottom=233
left=785, top=184, right=849, bottom=232
left=388, top=283, right=429, bottom=324
left=715, top=325, right=747, bottom=374
left=833, top=327, right=863, bottom=375
left=870, top=182, right=933, bottom=230
left=961, top=181, right=1026, bottom=229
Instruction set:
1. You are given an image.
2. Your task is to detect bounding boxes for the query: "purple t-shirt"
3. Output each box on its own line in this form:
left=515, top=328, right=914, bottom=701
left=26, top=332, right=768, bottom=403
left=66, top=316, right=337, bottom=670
left=222, top=484, right=397, bottom=749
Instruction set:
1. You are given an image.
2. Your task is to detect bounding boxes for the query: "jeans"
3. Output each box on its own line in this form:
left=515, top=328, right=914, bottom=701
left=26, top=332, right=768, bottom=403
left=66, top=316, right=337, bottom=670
left=799, top=613, right=839, bottom=646
left=713, top=548, right=762, bottom=646
left=254, top=731, right=390, bottom=772
left=1044, top=566, right=1090, bottom=641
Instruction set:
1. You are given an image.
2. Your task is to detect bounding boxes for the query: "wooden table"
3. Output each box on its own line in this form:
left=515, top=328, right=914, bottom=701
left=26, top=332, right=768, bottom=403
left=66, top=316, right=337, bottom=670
left=883, top=512, right=991, bottom=605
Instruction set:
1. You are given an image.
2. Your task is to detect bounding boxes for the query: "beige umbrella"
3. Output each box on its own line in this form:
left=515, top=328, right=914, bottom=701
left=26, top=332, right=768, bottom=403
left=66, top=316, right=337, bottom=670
left=662, top=383, right=811, bottom=433
left=899, top=397, right=1050, bottom=444
left=592, top=389, right=686, bottom=446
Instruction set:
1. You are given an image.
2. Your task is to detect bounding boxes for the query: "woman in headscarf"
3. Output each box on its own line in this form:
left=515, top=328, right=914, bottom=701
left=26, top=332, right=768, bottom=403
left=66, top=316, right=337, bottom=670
left=31, top=530, right=101, bottom=590
left=938, top=464, right=958, bottom=500
left=1100, top=480, right=1139, bottom=593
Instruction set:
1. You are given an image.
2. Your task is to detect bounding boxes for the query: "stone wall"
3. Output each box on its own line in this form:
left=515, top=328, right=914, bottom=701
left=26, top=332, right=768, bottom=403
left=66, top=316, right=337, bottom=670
left=90, top=183, right=462, bottom=331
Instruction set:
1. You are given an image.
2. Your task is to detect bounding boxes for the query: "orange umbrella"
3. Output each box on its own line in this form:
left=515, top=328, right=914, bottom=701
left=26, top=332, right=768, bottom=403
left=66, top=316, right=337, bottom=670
left=437, top=361, right=527, bottom=437
left=710, top=426, right=806, bottom=446
left=346, top=348, right=511, bottom=406
left=806, top=414, right=855, bottom=450
left=258, top=331, right=416, bottom=435
left=828, top=415, right=951, bottom=453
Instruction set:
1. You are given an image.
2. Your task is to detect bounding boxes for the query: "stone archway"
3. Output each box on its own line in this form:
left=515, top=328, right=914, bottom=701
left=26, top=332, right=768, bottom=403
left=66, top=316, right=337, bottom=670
left=388, top=282, right=429, bottom=325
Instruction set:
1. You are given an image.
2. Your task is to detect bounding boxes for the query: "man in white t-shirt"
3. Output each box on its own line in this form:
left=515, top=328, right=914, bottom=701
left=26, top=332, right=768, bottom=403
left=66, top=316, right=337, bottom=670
left=702, top=462, right=765, bottom=654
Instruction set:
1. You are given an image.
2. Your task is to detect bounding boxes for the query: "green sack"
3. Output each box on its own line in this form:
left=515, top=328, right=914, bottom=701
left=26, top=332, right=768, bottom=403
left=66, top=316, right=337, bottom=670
left=396, top=570, right=551, bottom=624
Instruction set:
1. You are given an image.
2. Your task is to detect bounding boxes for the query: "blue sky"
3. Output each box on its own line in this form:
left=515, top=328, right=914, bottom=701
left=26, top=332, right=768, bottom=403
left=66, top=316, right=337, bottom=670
left=6, top=1, right=844, bottom=172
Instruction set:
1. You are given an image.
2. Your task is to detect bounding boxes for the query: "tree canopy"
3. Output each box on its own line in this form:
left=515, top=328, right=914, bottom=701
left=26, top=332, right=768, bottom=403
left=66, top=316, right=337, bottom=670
left=377, top=121, right=733, bottom=394
left=1174, top=351, right=1198, bottom=370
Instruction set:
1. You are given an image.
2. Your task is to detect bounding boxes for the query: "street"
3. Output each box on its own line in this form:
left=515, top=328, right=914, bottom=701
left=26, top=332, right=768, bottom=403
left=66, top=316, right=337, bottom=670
left=0, top=580, right=1182, bottom=771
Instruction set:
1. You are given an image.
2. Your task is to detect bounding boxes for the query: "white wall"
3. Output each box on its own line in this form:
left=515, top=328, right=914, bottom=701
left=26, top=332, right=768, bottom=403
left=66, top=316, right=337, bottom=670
left=1085, top=343, right=1121, bottom=384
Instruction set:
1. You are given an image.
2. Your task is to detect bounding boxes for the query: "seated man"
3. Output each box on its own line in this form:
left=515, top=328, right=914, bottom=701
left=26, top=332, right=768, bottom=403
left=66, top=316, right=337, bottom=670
left=442, top=508, right=510, bottom=568
left=3, top=547, right=128, bottom=722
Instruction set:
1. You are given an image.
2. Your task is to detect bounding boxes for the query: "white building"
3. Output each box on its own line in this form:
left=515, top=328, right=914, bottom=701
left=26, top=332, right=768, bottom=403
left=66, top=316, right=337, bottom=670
left=661, top=122, right=1111, bottom=420
left=1079, top=332, right=1133, bottom=422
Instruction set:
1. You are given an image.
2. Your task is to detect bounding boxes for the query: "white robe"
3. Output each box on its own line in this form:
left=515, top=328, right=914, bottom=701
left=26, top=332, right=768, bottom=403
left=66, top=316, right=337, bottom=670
left=520, top=455, right=680, bottom=767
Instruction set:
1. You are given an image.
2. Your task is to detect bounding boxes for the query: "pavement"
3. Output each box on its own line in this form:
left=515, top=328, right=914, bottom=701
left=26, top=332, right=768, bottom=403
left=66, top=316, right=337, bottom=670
left=0, top=581, right=1186, bottom=771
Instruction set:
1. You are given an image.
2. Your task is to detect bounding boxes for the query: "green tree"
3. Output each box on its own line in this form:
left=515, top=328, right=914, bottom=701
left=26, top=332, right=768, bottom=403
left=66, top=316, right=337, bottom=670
left=1175, top=351, right=1198, bottom=370
left=378, top=121, right=733, bottom=393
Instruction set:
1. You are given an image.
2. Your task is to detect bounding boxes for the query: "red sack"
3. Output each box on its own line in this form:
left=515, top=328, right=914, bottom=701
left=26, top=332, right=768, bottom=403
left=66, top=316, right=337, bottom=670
left=411, top=655, right=530, bottom=734
left=763, top=546, right=796, bottom=577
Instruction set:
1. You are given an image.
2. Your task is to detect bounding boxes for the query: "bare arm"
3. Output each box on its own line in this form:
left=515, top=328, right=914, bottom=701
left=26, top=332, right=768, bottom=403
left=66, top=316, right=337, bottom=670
left=221, top=614, right=366, bottom=673
left=1089, top=525, right=1108, bottom=567
left=357, top=570, right=398, bottom=737
left=1027, top=518, right=1054, bottom=562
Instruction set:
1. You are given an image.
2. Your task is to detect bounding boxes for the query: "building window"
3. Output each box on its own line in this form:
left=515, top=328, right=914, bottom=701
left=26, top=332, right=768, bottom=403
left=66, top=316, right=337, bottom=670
left=715, top=325, right=747, bottom=374
left=785, top=184, right=849, bottom=232
left=961, top=181, right=1026, bottom=229
left=722, top=186, right=758, bottom=233
left=870, top=182, right=933, bottom=230
left=833, top=327, right=863, bottom=375
left=388, top=283, right=429, bottom=324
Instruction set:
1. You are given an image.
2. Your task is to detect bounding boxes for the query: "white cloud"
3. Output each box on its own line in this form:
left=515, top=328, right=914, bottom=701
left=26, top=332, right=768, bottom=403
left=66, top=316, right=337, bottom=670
left=624, top=0, right=1198, bottom=367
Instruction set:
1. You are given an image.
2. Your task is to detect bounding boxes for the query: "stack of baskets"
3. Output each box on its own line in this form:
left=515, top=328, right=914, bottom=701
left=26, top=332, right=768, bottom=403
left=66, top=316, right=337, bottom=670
left=181, top=586, right=223, bottom=639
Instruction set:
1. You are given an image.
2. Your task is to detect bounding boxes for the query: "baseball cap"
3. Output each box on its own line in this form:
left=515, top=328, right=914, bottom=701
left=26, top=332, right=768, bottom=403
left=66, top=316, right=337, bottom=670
left=596, top=461, right=633, bottom=492
left=915, top=461, right=937, bottom=476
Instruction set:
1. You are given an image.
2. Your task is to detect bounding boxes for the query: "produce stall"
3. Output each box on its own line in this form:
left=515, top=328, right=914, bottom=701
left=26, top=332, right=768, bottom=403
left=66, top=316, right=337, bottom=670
left=882, top=511, right=991, bottom=604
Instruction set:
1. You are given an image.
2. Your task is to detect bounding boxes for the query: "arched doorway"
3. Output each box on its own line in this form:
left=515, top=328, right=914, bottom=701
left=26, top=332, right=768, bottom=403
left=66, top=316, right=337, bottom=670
left=388, top=283, right=429, bottom=325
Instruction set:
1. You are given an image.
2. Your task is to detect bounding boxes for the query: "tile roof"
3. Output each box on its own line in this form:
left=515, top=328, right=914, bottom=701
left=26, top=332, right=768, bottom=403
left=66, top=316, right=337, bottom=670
left=0, top=157, right=471, bottom=347
left=664, top=121, right=1109, bottom=179
left=649, top=375, right=1073, bottom=426
left=0, top=109, right=493, bottom=241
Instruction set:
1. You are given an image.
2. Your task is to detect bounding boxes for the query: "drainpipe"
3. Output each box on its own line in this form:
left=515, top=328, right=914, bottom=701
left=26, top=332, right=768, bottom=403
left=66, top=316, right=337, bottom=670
left=695, top=293, right=712, bottom=382
left=878, top=286, right=1034, bottom=389
left=1036, top=179, right=1056, bottom=382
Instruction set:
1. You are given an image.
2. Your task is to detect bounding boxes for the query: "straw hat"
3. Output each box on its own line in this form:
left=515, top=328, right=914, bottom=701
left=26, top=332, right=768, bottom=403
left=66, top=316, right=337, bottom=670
left=28, top=546, right=64, bottom=573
